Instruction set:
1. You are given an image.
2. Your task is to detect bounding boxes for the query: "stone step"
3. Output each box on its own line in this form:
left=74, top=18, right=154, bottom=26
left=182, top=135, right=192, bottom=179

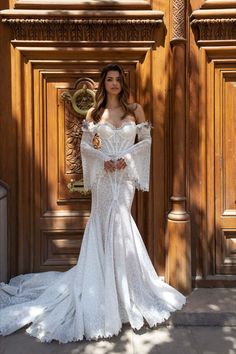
left=167, top=288, right=236, bottom=326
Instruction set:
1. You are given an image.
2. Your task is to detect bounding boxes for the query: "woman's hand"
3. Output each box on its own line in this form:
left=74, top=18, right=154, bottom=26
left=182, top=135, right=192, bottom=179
left=104, top=160, right=116, bottom=172
left=104, top=158, right=127, bottom=172
left=115, top=158, right=127, bottom=170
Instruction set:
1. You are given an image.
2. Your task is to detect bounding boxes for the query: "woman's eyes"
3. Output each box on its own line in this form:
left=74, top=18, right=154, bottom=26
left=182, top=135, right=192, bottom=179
left=107, top=78, right=120, bottom=82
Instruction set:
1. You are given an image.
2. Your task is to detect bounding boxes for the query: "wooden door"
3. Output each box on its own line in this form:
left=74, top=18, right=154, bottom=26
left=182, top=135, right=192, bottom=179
left=190, top=3, right=236, bottom=287
left=215, top=66, right=236, bottom=274
left=10, top=48, right=157, bottom=274
left=33, top=67, right=136, bottom=272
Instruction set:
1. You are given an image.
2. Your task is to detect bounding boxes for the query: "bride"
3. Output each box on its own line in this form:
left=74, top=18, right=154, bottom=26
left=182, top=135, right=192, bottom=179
left=0, top=63, right=186, bottom=343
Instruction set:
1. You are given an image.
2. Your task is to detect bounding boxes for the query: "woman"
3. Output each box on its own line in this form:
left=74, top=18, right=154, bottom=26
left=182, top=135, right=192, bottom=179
left=0, top=63, right=185, bottom=343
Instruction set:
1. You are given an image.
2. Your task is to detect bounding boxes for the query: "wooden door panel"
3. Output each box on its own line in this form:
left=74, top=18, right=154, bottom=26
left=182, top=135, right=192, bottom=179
left=35, top=75, right=92, bottom=271
left=221, top=77, right=236, bottom=216
left=215, top=67, right=236, bottom=274
left=40, top=230, right=84, bottom=266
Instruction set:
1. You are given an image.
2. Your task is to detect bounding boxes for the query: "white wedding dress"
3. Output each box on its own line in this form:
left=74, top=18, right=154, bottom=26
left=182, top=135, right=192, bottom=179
left=0, top=120, right=186, bottom=343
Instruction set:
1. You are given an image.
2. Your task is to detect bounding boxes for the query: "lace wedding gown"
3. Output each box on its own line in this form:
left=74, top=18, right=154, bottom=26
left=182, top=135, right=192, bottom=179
left=0, top=120, right=186, bottom=343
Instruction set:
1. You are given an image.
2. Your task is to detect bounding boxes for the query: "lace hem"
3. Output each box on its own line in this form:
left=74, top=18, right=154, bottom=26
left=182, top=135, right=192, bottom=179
left=24, top=299, right=185, bottom=344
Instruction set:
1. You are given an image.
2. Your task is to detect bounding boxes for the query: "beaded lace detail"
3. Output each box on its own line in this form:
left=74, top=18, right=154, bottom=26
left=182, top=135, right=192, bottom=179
left=81, top=120, right=152, bottom=191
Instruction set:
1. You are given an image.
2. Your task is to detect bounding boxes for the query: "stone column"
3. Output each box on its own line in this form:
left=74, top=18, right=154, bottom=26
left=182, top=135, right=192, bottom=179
left=166, top=0, right=191, bottom=294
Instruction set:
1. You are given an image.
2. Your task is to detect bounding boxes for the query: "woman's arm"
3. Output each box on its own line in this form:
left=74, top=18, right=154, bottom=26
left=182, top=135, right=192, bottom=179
left=117, top=103, right=152, bottom=191
left=133, top=103, right=146, bottom=124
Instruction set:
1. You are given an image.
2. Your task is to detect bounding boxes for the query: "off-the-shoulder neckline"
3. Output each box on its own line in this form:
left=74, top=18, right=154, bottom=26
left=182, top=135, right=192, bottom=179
left=83, top=120, right=151, bottom=130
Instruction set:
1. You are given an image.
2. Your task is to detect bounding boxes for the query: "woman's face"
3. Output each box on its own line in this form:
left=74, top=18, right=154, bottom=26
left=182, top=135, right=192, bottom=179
left=104, top=70, right=122, bottom=96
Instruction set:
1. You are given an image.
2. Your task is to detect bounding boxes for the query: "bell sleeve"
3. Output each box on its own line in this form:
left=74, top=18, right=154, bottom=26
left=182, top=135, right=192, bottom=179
left=121, top=122, right=152, bottom=191
left=80, top=121, right=110, bottom=192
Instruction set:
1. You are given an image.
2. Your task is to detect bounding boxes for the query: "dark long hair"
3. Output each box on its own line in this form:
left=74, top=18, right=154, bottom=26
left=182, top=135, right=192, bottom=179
left=91, top=63, right=136, bottom=123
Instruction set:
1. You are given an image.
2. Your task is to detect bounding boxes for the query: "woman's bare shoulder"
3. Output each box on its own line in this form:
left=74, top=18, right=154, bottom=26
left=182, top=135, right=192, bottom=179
left=129, top=102, right=146, bottom=124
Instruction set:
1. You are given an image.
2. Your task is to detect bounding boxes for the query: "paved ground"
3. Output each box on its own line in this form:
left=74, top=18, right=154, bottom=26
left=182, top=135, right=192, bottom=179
left=1, top=288, right=236, bottom=354
left=169, top=288, right=236, bottom=326
left=0, top=324, right=236, bottom=354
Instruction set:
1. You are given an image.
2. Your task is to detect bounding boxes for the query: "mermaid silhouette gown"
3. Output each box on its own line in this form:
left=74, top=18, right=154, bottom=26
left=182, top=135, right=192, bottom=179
left=0, top=120, right=186, bottom=343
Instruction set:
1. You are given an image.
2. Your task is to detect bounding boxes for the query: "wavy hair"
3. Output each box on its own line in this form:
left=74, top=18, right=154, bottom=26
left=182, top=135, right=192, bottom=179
left=91, top=63, right=136, bottom=123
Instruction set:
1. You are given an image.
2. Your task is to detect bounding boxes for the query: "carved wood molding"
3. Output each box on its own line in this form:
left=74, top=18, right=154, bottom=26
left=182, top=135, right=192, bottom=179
left=191, top=18, right=236, bottom=41
left=1, top=10, right=163, bottom=42
left=190, top=7, right=236, bottom=42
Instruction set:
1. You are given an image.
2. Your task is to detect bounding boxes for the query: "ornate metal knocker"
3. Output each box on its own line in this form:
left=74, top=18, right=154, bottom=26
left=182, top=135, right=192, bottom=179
left=61, top=84, right=95, bottom=116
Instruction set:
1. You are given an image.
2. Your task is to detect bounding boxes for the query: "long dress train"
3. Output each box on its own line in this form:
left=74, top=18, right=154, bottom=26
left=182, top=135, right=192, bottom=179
left=0, top=120, right=186, bottom=343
